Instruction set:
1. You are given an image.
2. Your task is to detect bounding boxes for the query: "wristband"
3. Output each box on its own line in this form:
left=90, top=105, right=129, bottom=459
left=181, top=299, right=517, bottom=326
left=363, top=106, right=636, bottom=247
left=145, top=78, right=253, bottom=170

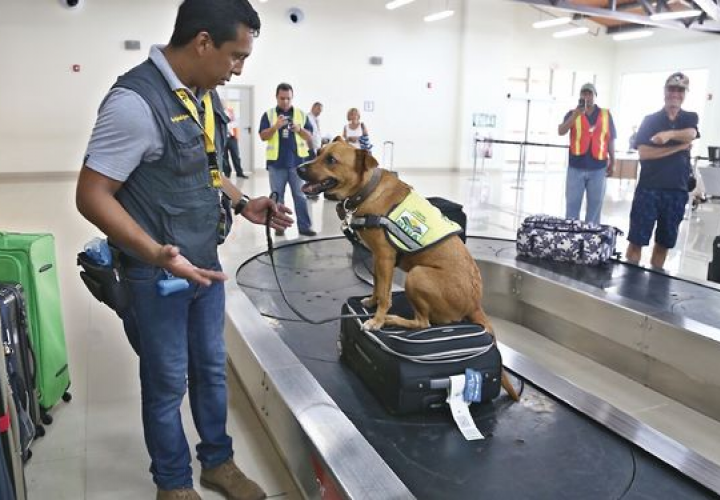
left=234, top=194, right=251, bottom=216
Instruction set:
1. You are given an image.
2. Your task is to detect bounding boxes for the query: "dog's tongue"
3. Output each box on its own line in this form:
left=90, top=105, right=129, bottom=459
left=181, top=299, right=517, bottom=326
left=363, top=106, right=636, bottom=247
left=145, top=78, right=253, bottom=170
left=301, top=183, right=317, bottom=194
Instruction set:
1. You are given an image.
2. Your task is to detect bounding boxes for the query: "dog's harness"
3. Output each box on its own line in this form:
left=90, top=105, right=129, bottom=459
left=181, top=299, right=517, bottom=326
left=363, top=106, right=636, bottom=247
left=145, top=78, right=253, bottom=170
left=337, top=170, right=462, bottom=254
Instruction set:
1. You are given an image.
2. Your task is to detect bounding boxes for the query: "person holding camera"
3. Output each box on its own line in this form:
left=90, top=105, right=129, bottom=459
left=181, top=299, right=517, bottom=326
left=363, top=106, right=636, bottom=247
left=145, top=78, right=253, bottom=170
left=625, top=72, right=700, bottom=269
left=558, top=83, right=616, bottom=224
left=75, top=1, right=293, bottom=498
left=259, top=83, right=316, bottom=236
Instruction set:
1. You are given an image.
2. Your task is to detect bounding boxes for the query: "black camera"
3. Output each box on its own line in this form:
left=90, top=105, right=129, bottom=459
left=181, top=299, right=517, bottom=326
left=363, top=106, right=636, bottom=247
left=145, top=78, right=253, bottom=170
left=578, top=98, right=587, bottom=109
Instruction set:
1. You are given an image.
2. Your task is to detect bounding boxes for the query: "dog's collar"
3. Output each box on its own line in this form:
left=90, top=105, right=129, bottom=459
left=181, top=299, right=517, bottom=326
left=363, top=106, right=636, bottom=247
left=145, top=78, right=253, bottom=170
left=337, top=168, right=383, bottom=220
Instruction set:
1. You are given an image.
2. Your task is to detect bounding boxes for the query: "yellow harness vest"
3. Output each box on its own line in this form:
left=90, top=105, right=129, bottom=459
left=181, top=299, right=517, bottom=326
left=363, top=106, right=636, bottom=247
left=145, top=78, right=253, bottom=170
left=266, top=107, right=310, bottom=161
left=350, top=192, right=461, bottom=253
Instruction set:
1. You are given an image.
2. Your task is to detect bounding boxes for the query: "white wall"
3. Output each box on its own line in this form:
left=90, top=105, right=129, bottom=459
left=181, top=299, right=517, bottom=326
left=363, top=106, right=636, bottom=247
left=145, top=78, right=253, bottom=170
left=243, top=0, right=464, bottom=171
left=0, top=0, right=180, bottom=173
left=456, top=0, right=616, bottom=170
left=613, top=31, right=720, bottom=154
left=0, top=0, right=717, bottom=175
left=0, top=0, right=464, bottom=173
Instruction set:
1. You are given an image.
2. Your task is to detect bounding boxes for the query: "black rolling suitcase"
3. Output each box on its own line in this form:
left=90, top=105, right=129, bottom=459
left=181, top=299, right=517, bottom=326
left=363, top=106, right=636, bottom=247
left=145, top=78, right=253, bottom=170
left=708, top=236, right=720, bottom=283
left=0, top=440, right=14, bottom=500
left=0, top=284, right=40, bottom=462
left=340, top=292, right=501, bottom=415
left=427, top=197, right=467, bottom=243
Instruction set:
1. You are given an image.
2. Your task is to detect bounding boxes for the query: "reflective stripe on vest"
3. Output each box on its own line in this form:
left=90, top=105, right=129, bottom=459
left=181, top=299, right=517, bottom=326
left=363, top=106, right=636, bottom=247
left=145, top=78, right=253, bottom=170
left=570, top=108, right=610, bottom=161
left=266, top=108, right=310, bottom=161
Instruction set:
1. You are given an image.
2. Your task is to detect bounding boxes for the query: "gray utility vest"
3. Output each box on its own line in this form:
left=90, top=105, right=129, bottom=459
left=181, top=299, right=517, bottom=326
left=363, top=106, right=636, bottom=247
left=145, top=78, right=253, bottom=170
left=111, top=60, right=229, bottom=269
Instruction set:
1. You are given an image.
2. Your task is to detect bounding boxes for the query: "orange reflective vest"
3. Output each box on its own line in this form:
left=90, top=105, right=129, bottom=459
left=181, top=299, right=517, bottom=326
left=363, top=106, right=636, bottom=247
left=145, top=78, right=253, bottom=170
left=570, top=108, right=611, bottom=160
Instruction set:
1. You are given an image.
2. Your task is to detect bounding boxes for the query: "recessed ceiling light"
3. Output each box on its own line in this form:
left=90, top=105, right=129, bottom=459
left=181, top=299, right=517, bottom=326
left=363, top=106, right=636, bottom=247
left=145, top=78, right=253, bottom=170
left=552, top=26, right=590, bottom=38
left=424, top=10, right=454, bottom=22
left=612, top=30, right=655, bottom=41
left=533, top=17, right=572, bottom=29
left=650, top=9, right=703, bottom=21
left=386, top=0, right=416, bottom=10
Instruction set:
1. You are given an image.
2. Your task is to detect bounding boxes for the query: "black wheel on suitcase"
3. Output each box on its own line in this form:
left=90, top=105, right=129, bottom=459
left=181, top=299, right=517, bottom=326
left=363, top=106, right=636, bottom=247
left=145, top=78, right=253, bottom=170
left=62, top=391, right=72, bottom=403
left=35, top=424, right=45, bottom=438
left=40, top=410, right=53, bottom=426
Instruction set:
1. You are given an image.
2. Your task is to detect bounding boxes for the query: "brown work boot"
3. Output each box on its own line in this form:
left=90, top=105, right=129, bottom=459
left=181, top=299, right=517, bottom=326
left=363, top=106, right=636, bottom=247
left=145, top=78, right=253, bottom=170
left=156, top=487, right=202, bottom=500
left=200, top=459, right=266, bottom=500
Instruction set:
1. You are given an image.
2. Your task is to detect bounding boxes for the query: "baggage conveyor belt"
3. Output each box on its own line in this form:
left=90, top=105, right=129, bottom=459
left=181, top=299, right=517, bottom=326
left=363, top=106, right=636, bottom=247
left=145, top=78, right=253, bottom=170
left=230, top=236, right=720, bottom=499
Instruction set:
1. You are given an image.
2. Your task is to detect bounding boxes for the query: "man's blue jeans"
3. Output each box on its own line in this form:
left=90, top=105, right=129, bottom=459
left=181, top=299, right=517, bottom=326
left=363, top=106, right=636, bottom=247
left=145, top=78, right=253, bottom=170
left=565, top=166, right=607, bottom=224
left=121, top=264, right=232, bottom=490
left=268, top=165, right=312, bottom=231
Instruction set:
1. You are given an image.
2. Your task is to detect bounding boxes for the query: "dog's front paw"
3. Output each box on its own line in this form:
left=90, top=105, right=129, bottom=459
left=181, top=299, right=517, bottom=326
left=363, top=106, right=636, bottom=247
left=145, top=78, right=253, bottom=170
left=361, top=296, right=377, bottom=308
left=362, top=318, right=384, bottom=331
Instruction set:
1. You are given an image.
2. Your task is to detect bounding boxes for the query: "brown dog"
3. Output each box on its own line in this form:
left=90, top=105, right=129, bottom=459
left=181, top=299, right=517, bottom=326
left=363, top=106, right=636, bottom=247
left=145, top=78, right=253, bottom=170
left=297, top=139, right=518, bottom=401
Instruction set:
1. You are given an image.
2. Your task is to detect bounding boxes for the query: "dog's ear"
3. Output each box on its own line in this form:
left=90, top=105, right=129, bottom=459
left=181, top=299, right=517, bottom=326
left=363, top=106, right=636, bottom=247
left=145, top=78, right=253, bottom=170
left=355, top=149, right=379, bottom=172
left=332, top=136, right=345, bottom=143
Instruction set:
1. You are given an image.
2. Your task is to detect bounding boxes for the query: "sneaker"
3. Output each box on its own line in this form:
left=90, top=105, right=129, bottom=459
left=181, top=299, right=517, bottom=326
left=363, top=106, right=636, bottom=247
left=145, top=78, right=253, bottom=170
left=200, top=460, right=266, bottom=500
left=237, top=173, right=249, bottom=179
left=156, top=488, right=201, bottom=500
left=299, top=229, right=317, bottom=237
left=274, top=229, right=285, bottom=237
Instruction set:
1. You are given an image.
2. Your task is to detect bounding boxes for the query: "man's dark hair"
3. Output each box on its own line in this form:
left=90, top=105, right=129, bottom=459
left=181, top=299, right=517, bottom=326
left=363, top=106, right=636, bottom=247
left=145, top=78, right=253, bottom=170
left=276, top=83, right=294, bottom=96
left=170, top=0, right=261, bottom=48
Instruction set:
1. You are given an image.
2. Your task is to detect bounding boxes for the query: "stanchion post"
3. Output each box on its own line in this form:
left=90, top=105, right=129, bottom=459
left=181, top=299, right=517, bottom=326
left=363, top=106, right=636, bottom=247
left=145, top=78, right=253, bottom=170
left=472, top=138, right=478, bottom=182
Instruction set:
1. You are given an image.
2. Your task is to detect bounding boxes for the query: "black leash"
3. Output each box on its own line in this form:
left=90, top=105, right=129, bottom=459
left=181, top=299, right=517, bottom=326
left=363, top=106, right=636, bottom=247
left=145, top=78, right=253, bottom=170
left=264, top=193, right=372, bottom=325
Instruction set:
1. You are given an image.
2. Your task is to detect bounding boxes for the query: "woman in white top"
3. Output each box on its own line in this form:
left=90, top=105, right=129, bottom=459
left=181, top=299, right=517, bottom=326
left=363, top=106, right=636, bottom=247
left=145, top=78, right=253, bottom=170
left=343, top=108, right=368, bottom=149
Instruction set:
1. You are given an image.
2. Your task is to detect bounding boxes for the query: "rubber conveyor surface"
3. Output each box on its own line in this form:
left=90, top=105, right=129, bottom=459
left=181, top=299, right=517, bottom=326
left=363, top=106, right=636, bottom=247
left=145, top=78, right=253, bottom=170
left=236, top=237, right=716, bottom=499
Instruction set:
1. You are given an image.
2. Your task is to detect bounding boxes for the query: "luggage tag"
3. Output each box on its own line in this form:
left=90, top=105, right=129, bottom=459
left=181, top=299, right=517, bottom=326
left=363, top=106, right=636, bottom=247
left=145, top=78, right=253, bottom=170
left=463, top=368, right=483, bottom=403
left=447, top=374, right=485, bottom=441
left=157, top=270, right=190, bottom=297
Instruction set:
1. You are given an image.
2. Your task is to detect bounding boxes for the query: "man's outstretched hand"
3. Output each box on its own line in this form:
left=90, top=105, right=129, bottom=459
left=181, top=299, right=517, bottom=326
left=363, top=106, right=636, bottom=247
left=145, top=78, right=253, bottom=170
left=241, top=196, right=294, bottom=231
left=153, top=244, right=227, bottom=286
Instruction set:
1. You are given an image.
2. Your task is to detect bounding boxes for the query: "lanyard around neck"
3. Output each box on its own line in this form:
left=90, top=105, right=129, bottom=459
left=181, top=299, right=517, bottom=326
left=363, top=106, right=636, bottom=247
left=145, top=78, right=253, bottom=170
left=174, top=89, right=222, bottom=188
left=175, top=90, right=216, bottom=153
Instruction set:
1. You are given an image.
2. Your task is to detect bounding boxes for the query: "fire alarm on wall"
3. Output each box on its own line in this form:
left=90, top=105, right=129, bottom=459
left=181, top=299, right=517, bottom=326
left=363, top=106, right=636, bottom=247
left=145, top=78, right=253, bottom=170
left=72, top=64, right=81, bottom=72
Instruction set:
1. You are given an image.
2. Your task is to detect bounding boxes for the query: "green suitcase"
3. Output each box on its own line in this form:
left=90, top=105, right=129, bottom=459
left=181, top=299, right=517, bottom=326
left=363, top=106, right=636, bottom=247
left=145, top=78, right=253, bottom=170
left=0, top=232, right=71, bottom=420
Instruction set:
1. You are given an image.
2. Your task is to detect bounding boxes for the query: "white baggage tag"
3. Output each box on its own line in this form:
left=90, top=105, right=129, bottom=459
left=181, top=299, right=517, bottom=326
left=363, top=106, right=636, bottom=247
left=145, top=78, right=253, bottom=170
left=447, top=374, right=484, bottom=441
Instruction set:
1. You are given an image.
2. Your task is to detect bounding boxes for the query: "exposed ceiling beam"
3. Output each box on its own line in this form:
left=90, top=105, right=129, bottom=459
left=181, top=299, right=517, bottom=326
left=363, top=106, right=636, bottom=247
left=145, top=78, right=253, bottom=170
left=694, top=0, right=720, bottom=20
left=514, top=0, right=720, bottom=32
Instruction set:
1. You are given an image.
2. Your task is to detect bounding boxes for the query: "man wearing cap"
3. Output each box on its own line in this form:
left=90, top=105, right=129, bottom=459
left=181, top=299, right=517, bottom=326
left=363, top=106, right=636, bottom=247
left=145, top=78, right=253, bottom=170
left=558, top=82, right=616, bottom=224
left=625, top=72, right=700, bottom=269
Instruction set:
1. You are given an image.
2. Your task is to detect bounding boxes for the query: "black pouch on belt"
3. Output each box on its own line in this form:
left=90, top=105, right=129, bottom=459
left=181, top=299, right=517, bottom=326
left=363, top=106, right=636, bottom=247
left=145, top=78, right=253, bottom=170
left=76, top=246, right=131, bottom=314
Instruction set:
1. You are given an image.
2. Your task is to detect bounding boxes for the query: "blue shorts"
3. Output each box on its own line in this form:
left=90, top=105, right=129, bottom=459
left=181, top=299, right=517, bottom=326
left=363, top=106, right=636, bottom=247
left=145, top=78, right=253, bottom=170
left=628, top=187, right=687, bottom=249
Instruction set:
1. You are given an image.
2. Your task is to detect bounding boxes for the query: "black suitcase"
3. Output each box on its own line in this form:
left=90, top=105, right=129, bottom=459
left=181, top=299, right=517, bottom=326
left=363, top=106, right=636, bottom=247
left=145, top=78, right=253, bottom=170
left=708, top=236, right=720, bottom=283
left=0, top=284, right=40, bottom=461
left=0, top=439, right=14, bottom=500
left=427, top=197, right=467, bottom=243
left=340, top=292, right=501, bottom=415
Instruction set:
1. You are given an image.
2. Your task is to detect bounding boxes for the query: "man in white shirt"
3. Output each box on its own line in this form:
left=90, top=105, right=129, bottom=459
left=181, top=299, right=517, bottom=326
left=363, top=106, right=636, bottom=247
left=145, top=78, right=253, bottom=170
left=307, top=101, right=323, bottom=156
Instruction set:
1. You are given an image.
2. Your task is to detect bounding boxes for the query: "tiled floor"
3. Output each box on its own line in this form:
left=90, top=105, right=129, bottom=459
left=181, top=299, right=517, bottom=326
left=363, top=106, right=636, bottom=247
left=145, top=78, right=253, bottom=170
left=2, top=166, right=719, bottom=499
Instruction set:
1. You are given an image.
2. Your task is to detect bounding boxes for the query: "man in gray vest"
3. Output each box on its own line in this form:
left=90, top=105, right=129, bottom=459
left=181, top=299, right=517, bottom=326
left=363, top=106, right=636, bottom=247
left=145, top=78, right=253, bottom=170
left=76, top=1, right=291, bottom=499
